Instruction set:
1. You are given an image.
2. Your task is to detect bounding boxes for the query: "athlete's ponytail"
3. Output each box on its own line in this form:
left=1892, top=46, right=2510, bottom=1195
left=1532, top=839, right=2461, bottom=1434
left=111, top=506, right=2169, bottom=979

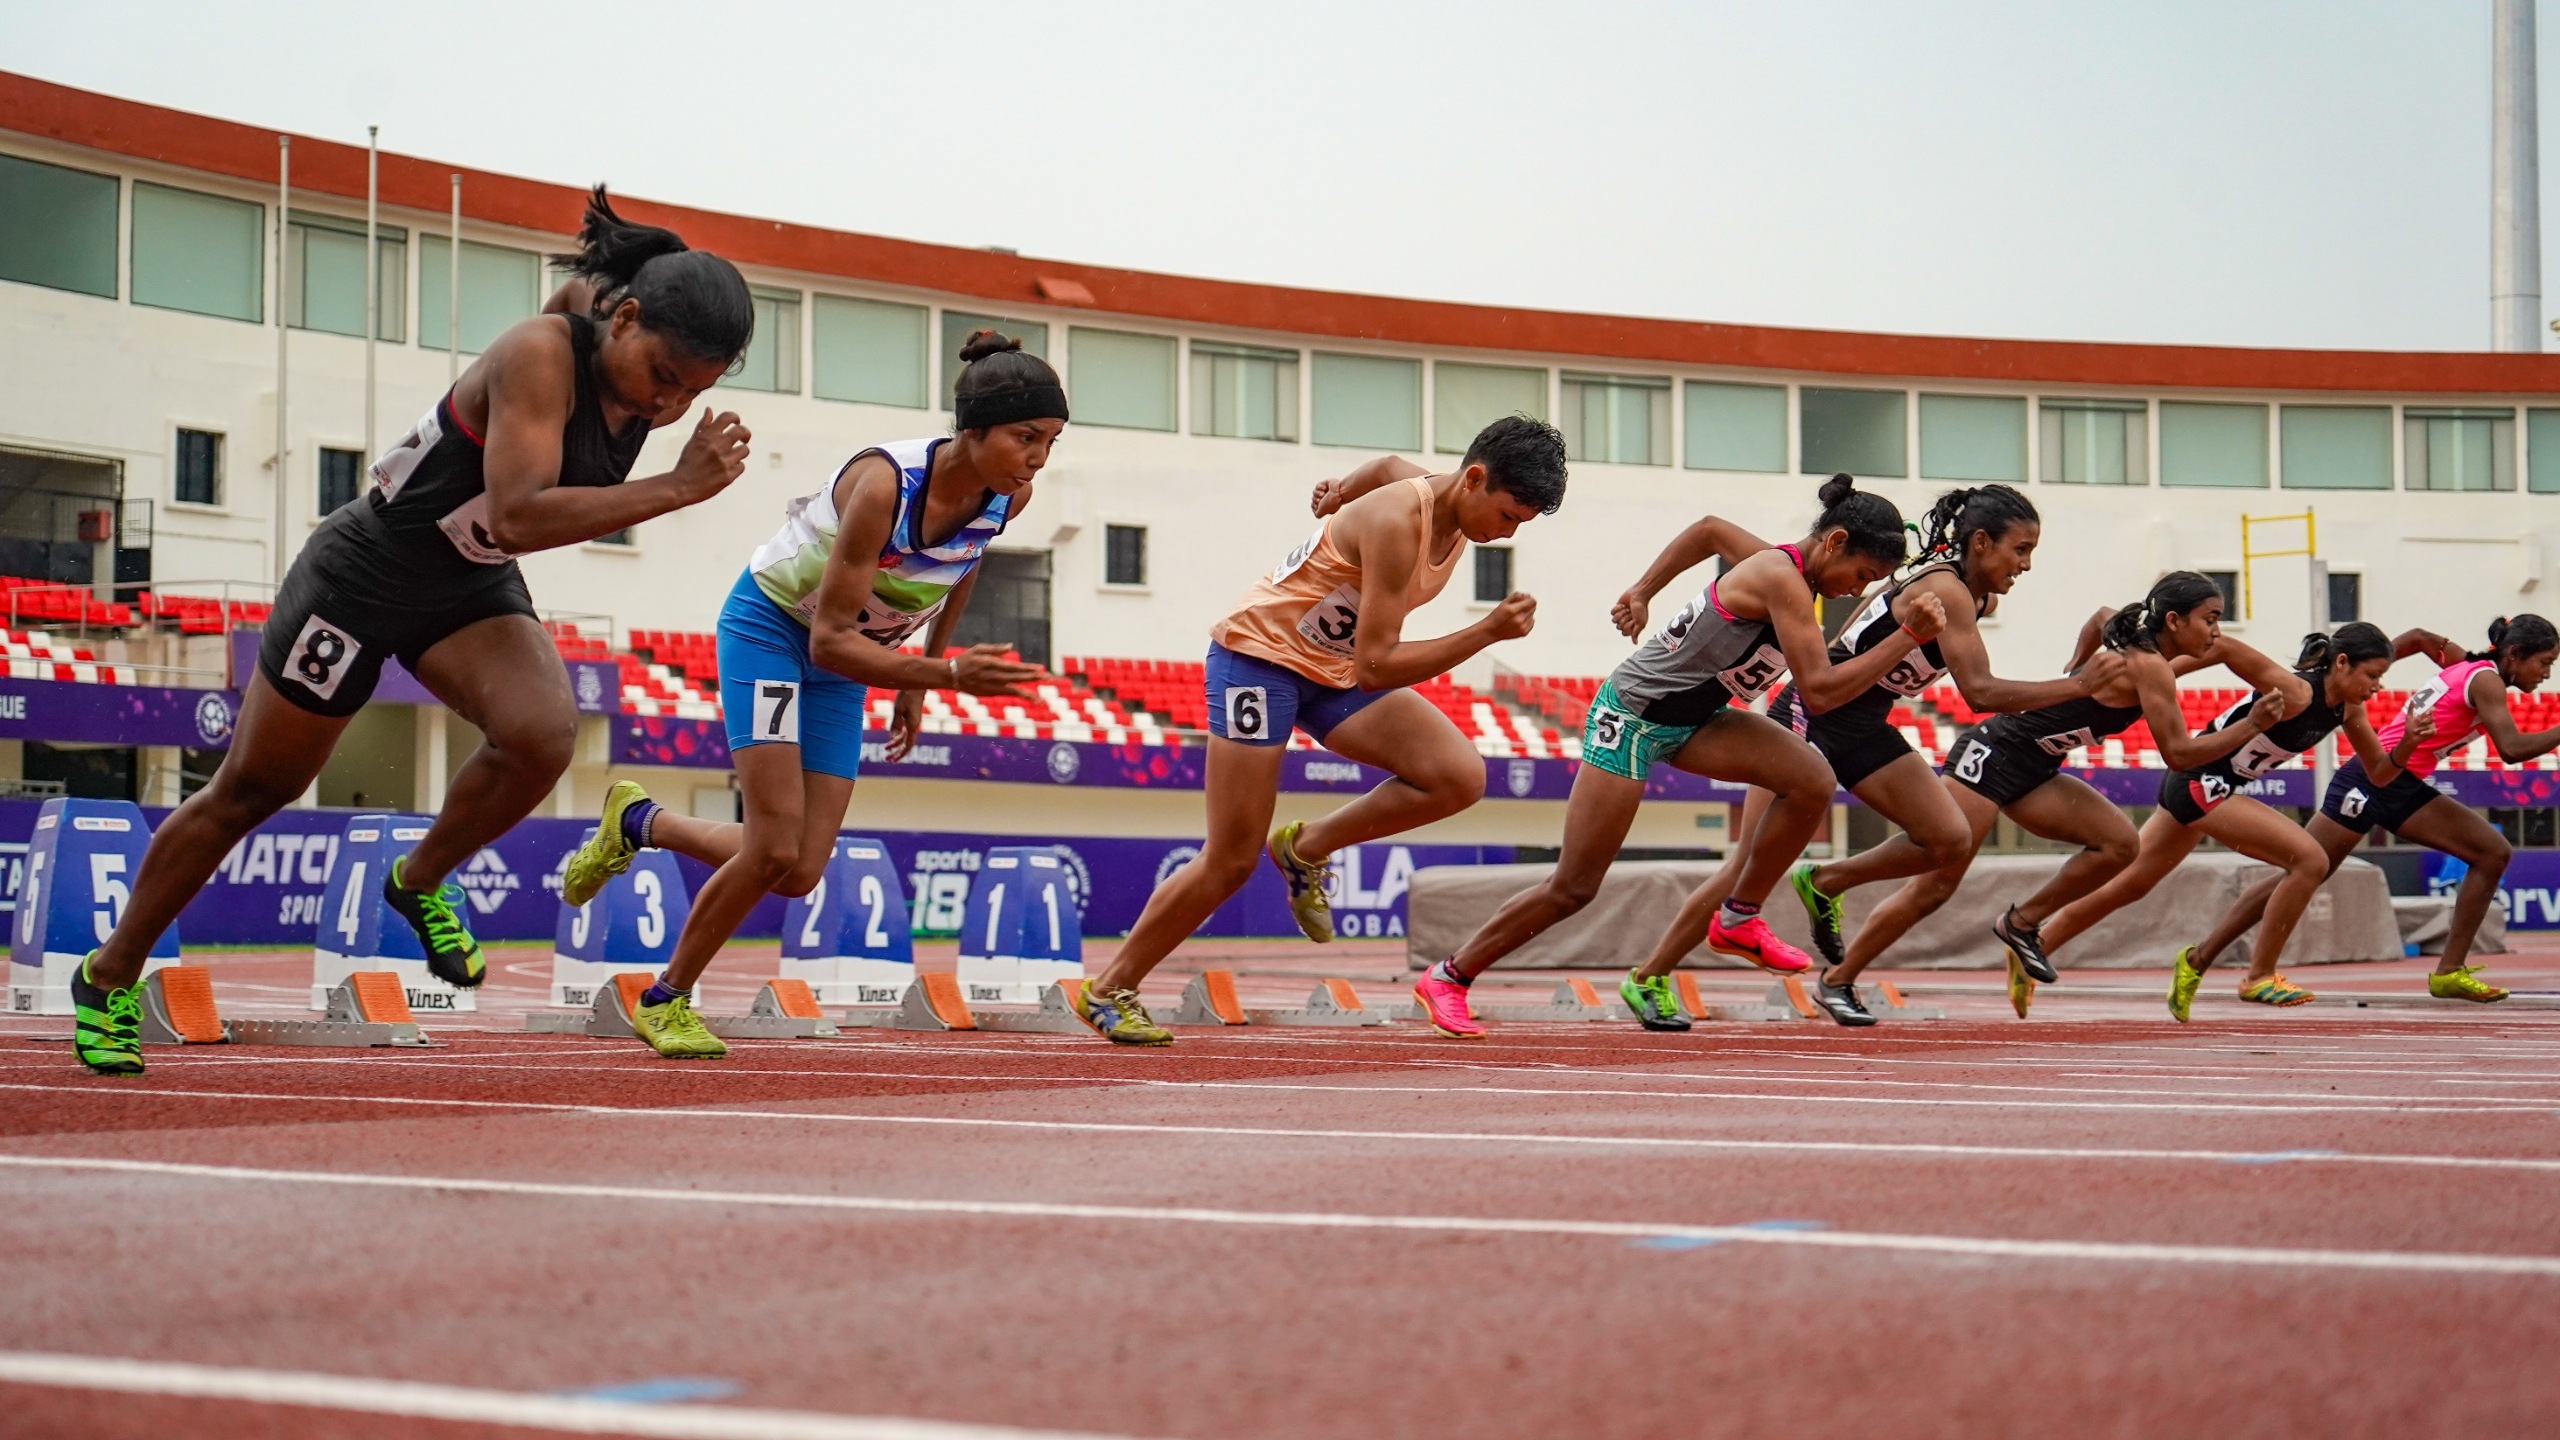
left=2469, top=614, right=2560, bottom=663
left=554, top=185, right=753, bottom=367
left=1812, top=473, right=1907, bottom=566
left=2101, top=570, right=2222, bottom=652
left=1914, top=484, right=2038, bottom=569
left=2300, top=621, right=2391, bottom=672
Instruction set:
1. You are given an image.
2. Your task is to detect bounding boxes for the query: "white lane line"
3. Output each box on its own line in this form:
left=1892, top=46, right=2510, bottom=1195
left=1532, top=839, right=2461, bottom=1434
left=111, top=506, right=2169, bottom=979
left=4, top=1152, right=2555, bottom=1278
left=0, top=1350, right=1146, bottom=1439
left=5, top=1079, right=2557, bottom=1174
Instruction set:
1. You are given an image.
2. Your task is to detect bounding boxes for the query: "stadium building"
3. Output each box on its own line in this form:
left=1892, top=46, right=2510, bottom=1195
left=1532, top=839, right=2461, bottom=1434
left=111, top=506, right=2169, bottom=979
left=5, top=70, right=2560, bottom=941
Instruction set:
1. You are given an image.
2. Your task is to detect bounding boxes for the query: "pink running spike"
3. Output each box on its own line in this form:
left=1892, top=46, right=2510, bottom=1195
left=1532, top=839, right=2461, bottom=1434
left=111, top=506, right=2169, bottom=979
left=1707, top=911, right=1813, bottom=974
left=1411, top=968, right=1486, bottom=1039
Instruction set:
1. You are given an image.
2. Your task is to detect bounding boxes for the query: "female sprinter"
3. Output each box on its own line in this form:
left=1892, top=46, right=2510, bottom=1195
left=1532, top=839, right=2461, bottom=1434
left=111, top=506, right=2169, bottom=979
left=1071, top=418, right=1569, bottom=1046
left=555, top=332, right=1056, bottom=1057
left=2185, top=616, right=2560, bottom=1007
left=1809, top=571, right=2286, bottom=1019
left=70, top=189, right=754, bottom=1076
left=2033, top=623, right=2457, bottom=1016
left=1618, top=484, right=2127, bottom=1028
left=1410, top=474, right=1944, bottom=1040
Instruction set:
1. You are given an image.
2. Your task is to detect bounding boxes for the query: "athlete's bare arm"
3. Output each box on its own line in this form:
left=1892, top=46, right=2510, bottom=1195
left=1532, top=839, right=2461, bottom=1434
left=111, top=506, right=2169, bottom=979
left=2193, top=634, right=2309, bottom=713
left=806, top=455, right=1038, bottom=698
left=1609, top=516, right=1773, bottom=639
left=1336, top=485, right=1532, bottom=690
left=541, top=277, right=601, bottom=317
left=1917, top=569, right=2108, bottom=714
left=471, top=317, right=751, bottom=554
left=1719, top=550, right=1945, bottom=712
left=2349, top=694, right=2426, bottom=787
left=2394, top=628, right=2465, bottom=666
left=2129, top=648, right=2287, bottom=771
left=1310, top=455, right=1430, bottom=517
left=2468, top=667, right=2560, bottom=763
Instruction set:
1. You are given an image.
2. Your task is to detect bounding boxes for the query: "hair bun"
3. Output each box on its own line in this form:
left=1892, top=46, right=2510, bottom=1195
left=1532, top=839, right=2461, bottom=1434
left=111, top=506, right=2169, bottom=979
left=2489, top=617, right=2512, bottom=649
left=1816, top=472, right=1857, bottom=508
left=959, top=329, right=1022, bottom=363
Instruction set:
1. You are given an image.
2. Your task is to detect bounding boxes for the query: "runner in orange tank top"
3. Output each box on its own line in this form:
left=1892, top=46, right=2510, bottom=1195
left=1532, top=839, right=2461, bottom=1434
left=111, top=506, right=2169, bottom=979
left=1071, top=417, right=1569, bottom=1045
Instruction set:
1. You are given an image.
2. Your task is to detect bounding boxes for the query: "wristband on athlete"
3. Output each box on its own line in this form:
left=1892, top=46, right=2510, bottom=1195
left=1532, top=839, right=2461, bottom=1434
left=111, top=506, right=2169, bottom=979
left=947, top=656, right=960, bottom=688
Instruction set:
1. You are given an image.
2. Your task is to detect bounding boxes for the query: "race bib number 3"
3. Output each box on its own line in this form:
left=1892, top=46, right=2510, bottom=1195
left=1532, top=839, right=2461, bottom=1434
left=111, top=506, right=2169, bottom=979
left=752, top=680, right=801, bottom=744
left=285, top=614, right=363, bottom=703
left=1225, top=684, right=1271, bottom=741
left=1296, top=585, right=1361, bottom=658
left=1954, top=738, right=1989, bottom=783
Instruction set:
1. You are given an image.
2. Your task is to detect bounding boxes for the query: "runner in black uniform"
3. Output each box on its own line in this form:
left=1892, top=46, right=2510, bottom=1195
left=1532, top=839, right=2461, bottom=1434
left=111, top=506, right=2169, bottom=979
left=68, top=189, right=754, bottom=1075
left=1811, top=570, right=2285, bottom=1018
left=1635, top=485, right=2122, bottom=1026
left=2036, top=622, right=2455, bottom=1017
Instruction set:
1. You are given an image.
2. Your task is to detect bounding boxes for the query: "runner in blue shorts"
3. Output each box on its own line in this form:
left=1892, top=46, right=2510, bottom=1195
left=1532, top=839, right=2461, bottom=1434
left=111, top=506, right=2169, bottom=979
left=557, top=330, right=1056, bottom=1057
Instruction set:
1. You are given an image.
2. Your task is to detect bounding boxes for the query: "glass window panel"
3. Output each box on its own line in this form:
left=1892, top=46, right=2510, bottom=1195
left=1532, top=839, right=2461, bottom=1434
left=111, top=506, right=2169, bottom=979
left=1191, top=341, right=1299, bottom=441
left=2327, top=571, right=2362, bottom=624
left=174, top=429, right=222, bottom=506
left=1683, top=381, right=1786, bottom=472
left=2159, top=401, right=2269, bottom=488
left=1800, top=387, right=1906, bottom=478
left=1918, top=393, right=2027, bottom=483
left=1311, top=353, right=1422, bottom=450
left=317, top=447, right=364, bottom=515
left=939, top=311, right=1048, bottom=406
left=131, top=182, right=263, bottom=322
left=2405, top=409, right=2515, bottom=492
left=285, top=215, right=406, bottom=339
left=1434, top=361, right=1547, bottom=454
left=2280, top=405, right=2392, bottom=490
left=721, top=288, right=802, bottom=393
left=2532, top=410, right=2560, bottom=494
left=2038, top=399, right=2146, bottom=485
left=0, top=154, right=118, bottom=298
left=812, top=295, right=927, bottom=408
left=1070, top=327, right=1177, bottom=431
left=1560, top=373, right=1670, bottom=465
left=418, top=236, right=540, bottom=354
left=1104, top=524, right=1147, bottom=586
left=1473, top=545, right=1513, bottom=603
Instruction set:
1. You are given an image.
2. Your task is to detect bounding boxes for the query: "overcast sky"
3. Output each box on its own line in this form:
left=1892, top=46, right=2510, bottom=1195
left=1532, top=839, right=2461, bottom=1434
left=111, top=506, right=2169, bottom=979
left=16, top=1, right=2559, bottom=352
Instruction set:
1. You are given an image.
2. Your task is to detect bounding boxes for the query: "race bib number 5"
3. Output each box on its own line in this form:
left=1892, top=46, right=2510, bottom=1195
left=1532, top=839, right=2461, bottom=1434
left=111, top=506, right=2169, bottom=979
left=285, top=614, right=363, bottom=702
left=1589, top=705, right=1629, bottom=750
left=1715, top=644, right=1786, bottom=699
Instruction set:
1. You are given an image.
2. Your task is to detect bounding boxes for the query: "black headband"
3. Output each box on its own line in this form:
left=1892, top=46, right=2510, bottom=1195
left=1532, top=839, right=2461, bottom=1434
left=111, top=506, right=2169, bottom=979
left=956, top=383, right=1070, bottom=430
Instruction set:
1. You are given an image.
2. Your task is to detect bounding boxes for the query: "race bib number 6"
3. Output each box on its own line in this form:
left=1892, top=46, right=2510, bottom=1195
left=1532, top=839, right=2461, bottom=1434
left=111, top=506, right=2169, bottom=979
left=285, top=613, right=363, bottom=703
left=1225, top=685, right=1271, bottom=740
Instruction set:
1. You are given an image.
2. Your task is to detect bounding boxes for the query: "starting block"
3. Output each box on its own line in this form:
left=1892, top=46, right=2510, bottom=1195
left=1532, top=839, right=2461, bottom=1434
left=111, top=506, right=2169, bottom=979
left=141, top=966, right=431, bottom=1047
left=1663, top=970, right=1794, bottom=1022
left=886, top=972, right=978, bottom=1031
left=1470, top=977, right=1626, bottom=1024
left=955, top=847, right=1084, bottom=1006
left=1250, top=978, right=1389, bottom=1027
left=1870, top=979, right=1944, bottom=1020
left=312, top=813, right=473, bottom=1014
left=532, top=974, right=840, bottom=1040
left=552, top=849, right=690, bottom=1009
left=780, top=837, right=915, bottom=1008
left=1167, top=969, right=1250, bottom=1026
left=970, top=979, right=1095, bottom=1034
left=9, top=798, right=178, bottom=1015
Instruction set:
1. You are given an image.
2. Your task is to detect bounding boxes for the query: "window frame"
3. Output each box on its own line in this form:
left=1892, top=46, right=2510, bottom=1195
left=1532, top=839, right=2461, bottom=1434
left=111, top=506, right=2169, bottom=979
left=1471, top=543, right=1515, bottom=606
left=170, top=427, right=226, bottom=511
left=2037, top=397, right=2148, bottom=486
left=1917, top=392, right=2028, bottom=484
left=313, top=444, right=366, bottom=518
left=2403, top=407, right=2517, bottom=493
left=1682, top=379, right=1789, bottom=473
left=1189, top=339, right=1301, bottom=443
left=811, top=293, right=930, bottom=409
left=717, top=285, right=804, bottom=395
left=129, top=179, right=265, bottom=325
left=1798, top=386, right=1908, bottom=479
left=284, top=210, right=408, bottom=341
left=1559, top=371, right=1671, bottom=467
left=1432, top=360, right=1550, bottom=456
left=1068, top=326, right=1180, bottom=433
left=1310, top=351, right=1423, bottom=451
left=1101, top=522, right=1149, bottom=591
left=0, top=152, right=122, bottom=300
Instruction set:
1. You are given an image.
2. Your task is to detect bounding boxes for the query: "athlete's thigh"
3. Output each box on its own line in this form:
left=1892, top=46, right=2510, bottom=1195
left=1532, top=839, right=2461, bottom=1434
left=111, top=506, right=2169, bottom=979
left=1553, top=762, right=1647, bottom=877
left=1851, top=750, right=1966, bottom=840
left=2306, top=813, right=2364, bottom=872
left=1669, top=709, right=1831, bottom=792
left=2393, top=795, right=2511, bottom=865
left=213, top=671, right=358, bottom=797
left=409, top=611, right=577, bottom=740
left=1317, top=688, right=1478, bottom=781
left=2003, top=773, right=2131, bottom=848
left=1201, top=734, right=1290, bottom=850
left=2195, top=795, right=2322, bottom=871
left=798, top=766, right=857, bottom=862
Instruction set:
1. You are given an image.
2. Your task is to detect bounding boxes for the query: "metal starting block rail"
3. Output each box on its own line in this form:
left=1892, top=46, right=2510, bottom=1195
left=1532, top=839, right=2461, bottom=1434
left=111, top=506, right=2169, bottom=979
left=138, top=966, right=432, bottom=1048
left=1251, top=979, right=1391, bottom=1027
left=526, top=976, right=842, bottom=1040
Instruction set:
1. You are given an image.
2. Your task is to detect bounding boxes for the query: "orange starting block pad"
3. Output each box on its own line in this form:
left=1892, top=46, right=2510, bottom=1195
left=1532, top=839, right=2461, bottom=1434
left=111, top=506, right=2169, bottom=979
left=187, top=969, right=432, bottom=1047
left=1468, top=976, right=1628, bottom=1024
left=1167, top=969, right=1249, bottom=1026
left=528, top=975, right=840, bottom=1039
left=1250, top=978, right=1391, bottom=1028
left=1756, top=975, right=1941, bottom=1023
left=838, top=974, right=1091, bottom=1033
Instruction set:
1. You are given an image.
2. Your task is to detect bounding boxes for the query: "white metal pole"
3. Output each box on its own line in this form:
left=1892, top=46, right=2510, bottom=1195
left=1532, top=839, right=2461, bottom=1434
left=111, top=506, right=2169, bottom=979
left=275, top=136, right=290, bottom=587
left=448, top=173, right=462, bottom=383
left=2492, top=0, right=2543, bottom=351
left=364, top=125, right=378, bottom=459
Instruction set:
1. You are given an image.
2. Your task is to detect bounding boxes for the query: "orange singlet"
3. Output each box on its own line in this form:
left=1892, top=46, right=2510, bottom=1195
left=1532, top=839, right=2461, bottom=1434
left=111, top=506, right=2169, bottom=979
left=1211, top=475, right=1464, bottom=689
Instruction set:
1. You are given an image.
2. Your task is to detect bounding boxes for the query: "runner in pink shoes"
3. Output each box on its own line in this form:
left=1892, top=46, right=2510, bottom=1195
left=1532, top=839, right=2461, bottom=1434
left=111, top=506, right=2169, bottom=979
left=1411, top=475, right=1940, bottom=1039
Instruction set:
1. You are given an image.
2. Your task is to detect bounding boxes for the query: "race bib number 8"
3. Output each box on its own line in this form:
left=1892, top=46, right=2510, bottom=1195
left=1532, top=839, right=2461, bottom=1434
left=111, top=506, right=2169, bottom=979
left=285, top=614, right=363, bottom=703
left=1225, top=685, right=1270, bottom=741
left=752, top=680, right=800, bottom=743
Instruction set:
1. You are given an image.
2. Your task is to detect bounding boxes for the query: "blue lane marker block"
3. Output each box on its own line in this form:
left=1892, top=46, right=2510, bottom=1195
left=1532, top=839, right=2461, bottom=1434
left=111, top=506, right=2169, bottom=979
left=557, top=1377, right=742, bottom=1405
left=2223, top=1149, right=2342, bottom=1165
left=1631, top=1219, right=1830, bottom=1250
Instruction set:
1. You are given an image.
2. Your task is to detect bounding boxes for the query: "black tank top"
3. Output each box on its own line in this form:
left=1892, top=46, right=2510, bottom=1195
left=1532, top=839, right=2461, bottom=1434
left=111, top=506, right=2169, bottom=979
left=1822, top=562, right=1980, bottom=731
left=1973, top=685, right=2144, bottom=760
left=358, top=313, right=649, bottom=586
left=2178, top=668, right=2340, bottom=786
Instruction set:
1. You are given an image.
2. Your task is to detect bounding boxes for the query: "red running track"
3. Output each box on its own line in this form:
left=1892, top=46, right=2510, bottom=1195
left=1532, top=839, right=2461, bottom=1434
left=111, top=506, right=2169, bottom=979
left=2, top=941, right=2559, bottom=1438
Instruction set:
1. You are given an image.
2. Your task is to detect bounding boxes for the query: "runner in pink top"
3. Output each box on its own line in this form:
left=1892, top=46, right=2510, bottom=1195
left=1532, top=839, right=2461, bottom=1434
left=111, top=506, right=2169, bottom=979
left=2197, top=616, right=2560, bottom=1003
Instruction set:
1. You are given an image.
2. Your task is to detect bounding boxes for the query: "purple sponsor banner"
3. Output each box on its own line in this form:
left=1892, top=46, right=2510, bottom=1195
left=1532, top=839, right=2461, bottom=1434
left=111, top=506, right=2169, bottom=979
left=0, top=680, right=239, bottom=749
left=226, top=632, right=619, bottom=714
left=2428, top=849, right=2560, bottom=930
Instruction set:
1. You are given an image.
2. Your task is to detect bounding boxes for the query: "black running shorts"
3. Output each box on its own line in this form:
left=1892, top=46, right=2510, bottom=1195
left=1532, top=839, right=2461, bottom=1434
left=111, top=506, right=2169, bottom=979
left=1942, top=726, right=2067, bottom=808
left=257, top=505, right=538, bottom=717
left=2320, top=756, right=2445, bottom=836
left=1770, top=685, right=1916, bottom=792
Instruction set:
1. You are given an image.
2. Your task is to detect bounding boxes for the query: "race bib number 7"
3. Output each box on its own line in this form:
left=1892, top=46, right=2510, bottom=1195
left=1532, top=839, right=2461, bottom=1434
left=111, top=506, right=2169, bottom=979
left=752, top=681, right=800, bottom=743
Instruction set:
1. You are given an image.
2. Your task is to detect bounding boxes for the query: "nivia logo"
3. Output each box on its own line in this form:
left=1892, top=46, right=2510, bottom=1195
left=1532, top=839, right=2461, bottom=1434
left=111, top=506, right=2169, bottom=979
left=456, top=849, right=518, bottom=915
left=1506, top=759, right=1537, bottom=798
left=1046, top=741, right=1081, bottom=784
left=193, top=691, right=235, bottom=745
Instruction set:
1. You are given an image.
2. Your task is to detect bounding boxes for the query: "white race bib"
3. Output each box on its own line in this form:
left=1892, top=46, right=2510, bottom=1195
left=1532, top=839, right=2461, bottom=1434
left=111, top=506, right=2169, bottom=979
left=1295, top=584, right=1361, bottom=658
